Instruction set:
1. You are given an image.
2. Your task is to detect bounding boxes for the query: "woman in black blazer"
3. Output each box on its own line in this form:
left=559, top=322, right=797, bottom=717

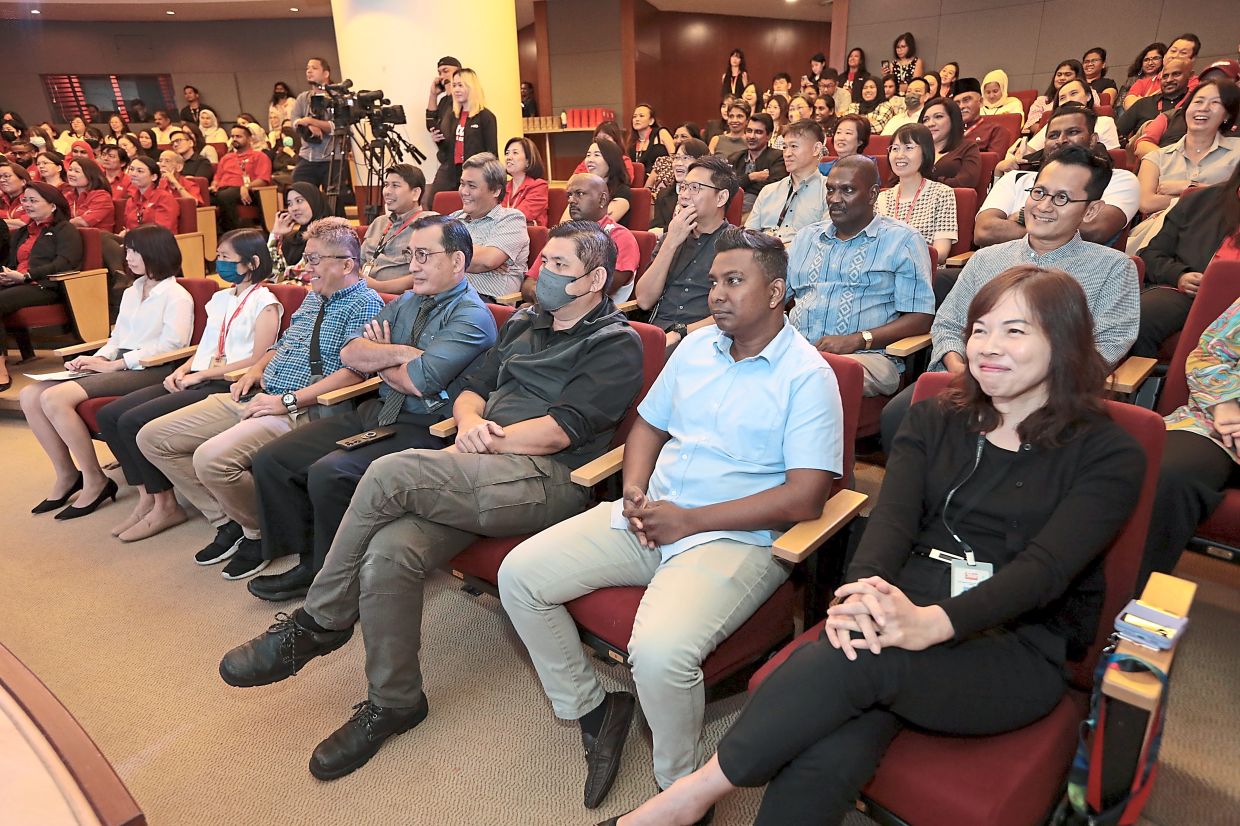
left=0, top=181, right=84, bottom=389
left=426, top=68, right=498, bottom=206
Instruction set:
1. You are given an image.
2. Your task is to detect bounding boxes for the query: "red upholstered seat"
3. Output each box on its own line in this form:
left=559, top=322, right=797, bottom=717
left=750, top=370, right=1166, bottom=826
left=190, top=177, right=212, bottom=206
left=725, top=191, right=742, bottom=226
left=867, top=135, right=892, bottom=156
left=630, top=161, right=645, bottom=185
left=951, top=188, right=976, bottom=258
left=548, top=186, right=567, bottom=224
left=626, top=188, right=652, bottom=231
left=268, top=282, right=310, bottom=334
left=4, top=228, right=102, bottom=359
left=432, top=191, right=463, bottom=215
left=1011, top=89, right=1038, bottom=116
left=1108, top=148, right=1131, bottom=172
left=976, top=151, right=999, bottom=203
left=176, top=196, right=198, bottom=233
left=527, top=225, right=549, bottom=264
left=9, top=304, right=70, bottom=329
left=632, top=230, right=657, bottom=278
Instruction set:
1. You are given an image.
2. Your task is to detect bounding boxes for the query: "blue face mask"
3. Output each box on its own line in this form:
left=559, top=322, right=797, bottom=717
left=215, top=260, right=246, bottom=283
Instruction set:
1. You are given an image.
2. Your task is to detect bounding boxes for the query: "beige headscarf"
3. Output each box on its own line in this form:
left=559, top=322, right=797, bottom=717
left=981, top=69, right=1024, bottom=115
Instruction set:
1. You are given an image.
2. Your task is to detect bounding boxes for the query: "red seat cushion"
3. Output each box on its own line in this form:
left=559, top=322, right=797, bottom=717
left=6, top=303, right=69, bottom=329
left=857, top=394, right=886, bottom=439
left=1197, top=488, right=1240, bottom=548
left=448, top=535, right=530, bottom=585
left=76, top=397, right=115, bottom=436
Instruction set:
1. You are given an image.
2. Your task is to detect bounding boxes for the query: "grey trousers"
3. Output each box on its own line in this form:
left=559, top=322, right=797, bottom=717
left=303, top=448, right=590, bottom=709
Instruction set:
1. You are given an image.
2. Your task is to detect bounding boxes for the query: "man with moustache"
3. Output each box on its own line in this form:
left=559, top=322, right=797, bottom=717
left=358, top=164, right=434, bottom=290
left=211, top=124, right=273, bottom=232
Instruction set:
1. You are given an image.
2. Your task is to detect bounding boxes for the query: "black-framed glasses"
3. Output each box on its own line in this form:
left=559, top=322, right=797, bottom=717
left=1026, top=186, right=1091, bottom=207
left=400, top=247, right=451, bottom=264
left=681, top=181, right=723, bottom=195
left=302, top=252, right=352, bottom=266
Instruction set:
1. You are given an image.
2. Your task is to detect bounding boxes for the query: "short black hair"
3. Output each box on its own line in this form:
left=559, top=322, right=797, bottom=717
left=890, top=123, right=936, bottom=181
left=219, top=228, right=273, bottom=283
left=1186, top=78, right=1240, bottom=133
left=385, top=163, right=427, bottom=193
left=821, top=68, right=840, bottom=83
left=100, top=144, right=130, bottom=166
left=1048, top=102, right=1098, bottom=135
left=124, top=224, right=182, bottom=280
left=183, top=85, right=200, bottom=94
left=1039, top=142, right=1112, bottom=201
left=1171, top=33, right=1201, bottom=57
left=784, top=118, right=825, bottom=145
left=548, top=220, right=617, bottom=294
left=714, top=226, right=788, bottom=283
left=686, top=154, right=740, bottom=202
left=129, top=154, right=161, bottom=182
left=811, top=52, right=826, bottom=64
left=774, top=72, right=792, bottom=84
left=153, top=109, right=171, bottom=120
left=748, top=112, right=775, bottom=135
left=309, top=56, right=332, bottom=74
left=413, top=214, right=474, bottom=272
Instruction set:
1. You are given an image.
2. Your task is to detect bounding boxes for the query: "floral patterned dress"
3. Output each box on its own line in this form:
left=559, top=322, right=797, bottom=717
left=1166, top=295, right=1240, bottom=463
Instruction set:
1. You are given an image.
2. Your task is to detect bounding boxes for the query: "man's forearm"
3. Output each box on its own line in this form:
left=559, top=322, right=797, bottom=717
left=342, top=338, right=422, bottom=372
left=683, top=471, right=831, bottom=534
left=974, top=212, right=1026, bottom=247
left=621, top=418, right=669, bottom=494
left=452, top=390, right=488, bottom=425
left=294, top=367, right=362, bottom=407
left=1079, top=206, right=1127, bottom=245
left=869, top=312, right=933, bottom=348
left=469, top=246, right=509, bottom=273
left=635, top=238, right=682, bottom=310
left=486, top=416, right=570, bottom=455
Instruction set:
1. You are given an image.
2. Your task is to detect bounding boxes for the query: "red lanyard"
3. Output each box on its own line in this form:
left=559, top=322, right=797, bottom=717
left=216, top=286, right=258, bottom=359
left=378, top=211, right=421, bottom=251
left=895, top=179, right=926, bottom=225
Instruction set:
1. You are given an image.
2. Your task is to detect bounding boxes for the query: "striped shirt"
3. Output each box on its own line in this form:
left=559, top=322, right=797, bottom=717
left=451, top=204, right=530, bottom=300
left=786, top=214, right=935, bottom=364
left=263, top=279, right=384, bottom=396
left=930, top=234, right=1138, bottom=369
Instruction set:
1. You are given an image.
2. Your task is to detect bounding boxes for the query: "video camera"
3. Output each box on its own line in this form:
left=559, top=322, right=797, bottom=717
left=302, top=80, right=406, bottom=143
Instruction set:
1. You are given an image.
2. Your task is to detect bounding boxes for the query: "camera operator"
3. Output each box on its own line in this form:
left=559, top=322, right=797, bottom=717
left=426, top=62, right=497, bottom=208
left=290, top=56, right=337, bottom=190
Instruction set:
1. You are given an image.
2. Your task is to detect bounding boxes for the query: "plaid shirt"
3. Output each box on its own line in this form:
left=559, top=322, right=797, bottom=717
left=263, top=279, right=383, bottom=396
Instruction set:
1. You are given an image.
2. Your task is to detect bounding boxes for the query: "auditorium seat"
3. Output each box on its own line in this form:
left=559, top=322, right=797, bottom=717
left=1011, top=89, right=1038, bottom=116
left=548, top=186, right=568, bottom=224
left=433, top=191, right=463, bottom=214
left=630, top=161, right=645, bottom=185
left=950, top=188, right=977, bottom=258
left=626, top=188, right=652, bottom=231
left=976, top=152, right=999, bottom=203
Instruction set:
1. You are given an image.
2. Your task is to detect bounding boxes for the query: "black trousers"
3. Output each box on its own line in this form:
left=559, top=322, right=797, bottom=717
left=0, top=283, right=61, bottom=357
left=292, top=159, right=330, bottom=188
left=1133, top=286, right=1194, bottom=359
left=96, top=380, right=231, bottom=491
left=426, top=161, right=462, bottom=210
left=250, top=398, right=445, bottom=570
left=1140, top=428, right=1239, bottom=589
left=212, top=187, right=258, bottom=234
left=717, top=630, right=1066, bottom=825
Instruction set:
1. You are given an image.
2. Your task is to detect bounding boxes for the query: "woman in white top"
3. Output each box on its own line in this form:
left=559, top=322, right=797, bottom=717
left=876, top=123, right=958, bottom=262
left=980, top=69, right=1026, bottom=117
left=21, top=224, right=194, bottom=521
left=198, top=108, right=228, bottom=144
left=95, top=228, right=283, bottom=541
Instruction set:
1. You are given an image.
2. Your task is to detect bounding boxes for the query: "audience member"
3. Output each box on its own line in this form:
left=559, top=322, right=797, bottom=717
left=428, top=68, right=498, bottom=206
left=786, top=155, right=934, bottom=396
left=149, top=111, right=176, bottom=146
left=703, top=97, right=732, bottom=144
left=21, top=224, right=192, bottom=519
left=615, top=265, right=1144, bottom=826
left=980, top=69, right=1025, bottom=116
left=887, top=32, right=925, bottom=93
left=1116, top=58, right=1190, bottom=143
left=1025, top=60, right=1094, bottom=133
left=819, top=69, right=853, bottom=116
left=0, top=161, right=30, bottom=230
left=938, top=61, right=959, bottom=97
left=787, top=96, right=813, bottom=125
left=922, top=96, right=981, bottom=189
left=135, top=129, right=160, bottom=159
left=450, top=152, right=530, bottom=301
left=1132, top=68, right=1230, bottom=158
left=882, top=76, right=930, bottom=135
left=768, top=72, right=794, bottom=104
left=708, top=101, right=749, bottom=158
left=843, top=47, right=867, bottom=91
left=157, top=150, right=205, bottom=206
left=823, top=114, right=872, bottom=176
left=645, top=123, right=700, bottom=197
left=1121, top=42, right=1168, bottom=109
left=169, top=130, right=214, bottom=179
left=35, top=151, right=68, bottom=191
left=573, top=121, right=637, bottom=181
left=116, top=134, right=143, bottom=166
left=1083, top=47, right=1118, bottom=104
left=217, top=220, right=643, bottom=781
left=1164, top=33, right=1202, bottom=77
left=96, top=229, right=282, bottom=541
left=741, top=83, right=760, bottom=112
left=120, top=157, right=178, bottom=234
left=953, top=77, right=1017, bottom=155
left=502, top=137, right=549, bottom=227
left=268, top=82, right=296, bottom=133
left=520, top=81, right=539, bottom=118
left=652, top=138, right=710, bottom=233
left=501, top=226, right=842, bottom=808
left=923, top=72, right=942, bottom=100
left=567, top=139, right=634, bottom=226
left=358, top=164, right=434, bottom=291
left=629, top=104, right=675, bottom=169
left=54, top=117, right=91, bottom=155
left=102, top=115, right=127, bottom=146
left=64, top=158, right=115, bottom=230
left=814, top=95, right=839, bottom=138
left=850, top=78, right=893, bottom=133
left=179, top=86, right=205, bottom=126
left=291, top=57, right=338, bottom=188
left=1020, top=79, right=1120, bottom=155
left=764, top=96, right=790, bottom=148
left=269, top=181, right=328, bottom=281
left=97, top=144, right=132, bottom=199
left=722, top=49, right=749, bottom=99
left=136, top=217, right=384, bottom=580
left=197, top=109, right=228, bottom=145
left=878, top=124, right=959, bottom=261
left=731, top=113, right=786, bottom=217
left=211, top=124, right=274, bottom=233
left=745, top=119, right=827, bottom=242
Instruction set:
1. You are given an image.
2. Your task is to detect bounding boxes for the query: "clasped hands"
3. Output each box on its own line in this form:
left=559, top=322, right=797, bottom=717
left=621, top=485, right=694, bottom=550
left=824, top=576, right=954, bottom=661
left=64, top=355, right=124, bottom=373
left=1211, top=399, right=1240, bottom=449
left=230, top=371, right=285, bottom=418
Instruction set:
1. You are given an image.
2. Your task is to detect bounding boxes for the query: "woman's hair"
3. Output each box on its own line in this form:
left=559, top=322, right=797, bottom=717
left=219, top=228, right=274, bottom=283
left=677, top=138, right=709, bottom=160
left=1184, top=78, right=1240, bottom=133
left=503, top=136, right=545, bottom=179
left=1056, top=78, right=1095, bottom=109
left=590, top=138, right=631, bottom=194
left=847, top=47, right=868, bottom=77
left=138, top=128, right=159, bottom=153
left=593, top=119, right=626, bottom=146
left=128, top=154, right=161, bottom=183
left=835, top=113, right=872, bottom=153
left=943, top=265, right=1107, bottom=447
left=889, top=123, right=936, bottom=182
left=1126, top=42, right=1167, bottom=79
left=452, top=68, right=487, bottom=115
left=765, top=95, right=789, bottom=127
left=855, top=77, right=884, bottom=114
left=893, top=32, right=918, bottom=59
left=123, top=224, right=183, bottom=281
left=1084, top=47, right=1108, bottom=77
left=939, top=61, right=960, bottom=89
left=24, top=181, right=71, bottom=222
left=627, top=103, right=664, bottom=153
left=1043, top=59, right=1085, bottom=100
left=724, top=48, right=748, bottom=78
left=788, top=95, right=811, bottom=121
left=70, top=157, right=109, bottom=192
left=0, top=160, right=31, bottom=183
left=36, top=150, right=66, bottom=173
left=181, top=123, right=207, bottom=151
left=921, top=96, right=965, bottom=151
left=107, top=115, right=126, bottom=136
left=677, top=121, right=702, bottom=140
left=270, top=82, right=293, bottom=106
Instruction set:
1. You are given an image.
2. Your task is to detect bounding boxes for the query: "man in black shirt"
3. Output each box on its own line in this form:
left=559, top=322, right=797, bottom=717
left=179, top=85, right=204, bottom=126
left=217, top=221, right=645, bottom=781
left=168, top=130, right=214, bottom=180
left=729, top=113, right=787, bottom=217
left=1115, top=58, right=1190, bottom=143
left=520, top=81, right=539, bottom=117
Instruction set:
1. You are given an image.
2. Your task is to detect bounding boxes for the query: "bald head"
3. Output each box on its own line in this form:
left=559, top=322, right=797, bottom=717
left=566, top=172, right=610, bottom=222
left=834, top=154, right=879, bottom=190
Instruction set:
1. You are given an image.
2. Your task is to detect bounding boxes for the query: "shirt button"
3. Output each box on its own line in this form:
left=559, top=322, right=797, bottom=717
left=1015, top=481, right=1023, bottom=488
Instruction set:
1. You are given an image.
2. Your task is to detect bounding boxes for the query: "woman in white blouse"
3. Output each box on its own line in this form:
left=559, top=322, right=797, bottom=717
left=95, top=228, right=283, bottom=541
left=21, top=224, right=193, bottom=521
left=876, top=123, right=958, bottom=262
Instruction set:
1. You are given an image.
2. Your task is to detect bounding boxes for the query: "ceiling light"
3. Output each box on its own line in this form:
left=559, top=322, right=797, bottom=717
left=31, top=8, right=40, bottom=12
left=290, top=6, right=300, bottom=11
left=166, top=9, right=176, bottom=14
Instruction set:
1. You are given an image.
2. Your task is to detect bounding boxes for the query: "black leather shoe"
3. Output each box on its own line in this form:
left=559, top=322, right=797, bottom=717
left=309, top=696, right=429, bottom=780
left=248, top=561, right=316, bottom=602
left=54, top=477, right=118, bottom=520
left=596, top=805, right=714, bottom=826
left=583, top=691, right=637, bottom=809
left=219, top=611, right=353, bottom=688
left=32, top=473, right=83, bottom=514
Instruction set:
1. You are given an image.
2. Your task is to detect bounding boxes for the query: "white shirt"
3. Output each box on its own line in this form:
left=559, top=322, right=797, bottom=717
left=881, top=107, right=924, bottom=136
left=1027, top=116, right=1120, bottom=151
left=189, top=284, right=283, bottom=372
left=980, top=167, right=1141, bottom=223
left=95, top=276, right=194, bottom=369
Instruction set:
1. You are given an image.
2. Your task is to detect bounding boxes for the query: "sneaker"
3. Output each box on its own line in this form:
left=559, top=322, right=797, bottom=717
left=195, top=521, right=244, bottom=565
left=221, top=538, right=270, bottom=580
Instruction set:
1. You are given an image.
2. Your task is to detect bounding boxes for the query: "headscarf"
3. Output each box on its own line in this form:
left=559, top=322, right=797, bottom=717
left=69, top=140, right=96, bottom=160
left=981, top=69, right=1017, bottom=115
left=281, top=181, right=327, bottom=266
left=855, top=77, right=885, bottom=116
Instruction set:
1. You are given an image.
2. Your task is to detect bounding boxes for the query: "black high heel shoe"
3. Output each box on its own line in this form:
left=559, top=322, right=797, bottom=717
left=32, top=473, right=84, bottom=514
left=54, top=477, right=118, bottom=520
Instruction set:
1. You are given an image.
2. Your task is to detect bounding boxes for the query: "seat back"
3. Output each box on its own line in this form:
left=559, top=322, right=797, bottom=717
left=951, top=187, right=977, bottom=258
left=976, top=152, right=999, bottom=202
left=79, top=227, right=103, bottom=270
left=985, top=113, right=1024, bottom=143
left=875, top=155, right=892, bottom=188
left=867, top=134, right=892, bottom=156
left=630, top=161, right=645, bottom=185
left=487, top=302, right=516, bottom=331
left=912, top=371, right=1165, bottom=689
left=527, top=225, right=550, bottom=265
left=176, top=196, right=197, bottom=233
left=819, top=352, right=864, bottom=492
left=190, top=176, right=212, bottom=206
left=1011, top=89, right=1038, bottom=116
left=1129, top=254, right=1143, bottom=282
left=1108, top=148, right=1130, bottom=172
left=725, top=190, right=742, bottom=226
left=176, top=277, right=221, bottom=342
left=268, top=282, right=309, bottom=334
left=112, top=197, right=129, bottom=234
left=209, top=142, right=228, bottom=159
left=626, top=188, right=652, bottom=231
left=1096, top=104, right=1114, bottom=118
left=612, top=321, right=667, bottom=445
left=548, top=186, right=568, bottom=224
left=354, top=185, right=380, bottom=225
left=631, top=229, right=657, bottom=277
left=433, top=190, right=463, bottom=215
left=1156, top=259, right=1240, bottom=416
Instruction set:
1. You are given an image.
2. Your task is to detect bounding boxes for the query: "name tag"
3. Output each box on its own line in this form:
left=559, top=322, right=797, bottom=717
left=950, top=559, right=994, bottom=598
left=361, top=261, right=374, bottom=279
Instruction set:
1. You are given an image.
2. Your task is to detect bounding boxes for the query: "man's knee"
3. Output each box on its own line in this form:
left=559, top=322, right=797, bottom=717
left=192, top=436, right=245, bottom=487
left=628, top=629, right=702, bottom=690
left=358, top=528, right=434, bottom=586
left=307, top=451, right=363, bottom=501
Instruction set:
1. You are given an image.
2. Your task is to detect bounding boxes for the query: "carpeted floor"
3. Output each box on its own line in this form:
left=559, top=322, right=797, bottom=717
left=0, top=414, right=1237, bottom=826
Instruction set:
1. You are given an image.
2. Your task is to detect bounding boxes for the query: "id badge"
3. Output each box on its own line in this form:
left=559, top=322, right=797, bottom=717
left=361, top=261, right=374, bottom=279
left=950, top=559, right=994, bottom=597
left=209, top=355, right=225, bottom=368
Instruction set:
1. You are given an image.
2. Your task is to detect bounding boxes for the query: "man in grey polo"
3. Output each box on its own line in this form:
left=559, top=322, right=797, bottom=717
left=359, top=164, right=431, bottom=290
left=290, top=56, right=337, bottom=189
left=451, top=152, right=530, bottom=301
left=218, top=221, right=644, bottom=782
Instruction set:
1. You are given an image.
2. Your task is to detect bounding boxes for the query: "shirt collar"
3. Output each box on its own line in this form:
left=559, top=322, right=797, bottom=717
left=419, top=277, right=469, bottom=303
left=322, top=278, right=367, bottom=305
left=1020, top=232, right=1085, bottom=261
left=818, top=212, right=881, bottom=241
left=1172, top=132, right=1225, bottom=157
left=460, top=203, right=502, bottom=223
left=711, top=317, right=797, bottom=364
left=530, top=294, right=618, bottom=333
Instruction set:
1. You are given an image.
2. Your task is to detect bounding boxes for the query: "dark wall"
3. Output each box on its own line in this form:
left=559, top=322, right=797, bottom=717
left=518, top=24, right=537, bottom=96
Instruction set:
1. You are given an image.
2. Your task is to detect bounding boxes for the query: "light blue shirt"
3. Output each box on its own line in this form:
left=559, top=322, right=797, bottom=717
left=786, top=213, right=934, bottom=367
left=744, top=170, right=828, bottom=242
left=611, top=320, right=843, bottom=562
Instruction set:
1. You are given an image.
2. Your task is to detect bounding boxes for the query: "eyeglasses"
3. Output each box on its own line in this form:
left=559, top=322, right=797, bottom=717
left=302, top=252, right=352, bottom=266
left=1026, top=186, right=1091, bottom=207
left=681, top=181, right=724, bottom=195
left=1143, top=56, right=1162, bottom=63
left=400, top=247, right=451, bottom=264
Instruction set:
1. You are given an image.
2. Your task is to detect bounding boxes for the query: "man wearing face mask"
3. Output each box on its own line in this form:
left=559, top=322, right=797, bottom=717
left=519, top=173, right=639, bottom=305
left=881, top=77, right=930, bottom=135
left=217, top=220, right=643, bottom=781
left=211, top=125, right=273, bottom=233
left=244, top=215, right=497, bottom=601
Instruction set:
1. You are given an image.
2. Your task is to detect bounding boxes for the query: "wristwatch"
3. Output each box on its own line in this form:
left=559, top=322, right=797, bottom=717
left=860, top=330, right=874, bottom=350
left=281, top=392, right=299, bottom=415
left=669, top=322, right=689, bottom=339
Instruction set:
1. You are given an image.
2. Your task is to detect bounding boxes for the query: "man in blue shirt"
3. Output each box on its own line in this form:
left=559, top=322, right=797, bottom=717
left=138, top=217, right=383, bottom=580
left=245, top=215, right=499, bottom=602
left=785, top=155, right=935, bottom=396
left=498, top=227, right=843, bottom=809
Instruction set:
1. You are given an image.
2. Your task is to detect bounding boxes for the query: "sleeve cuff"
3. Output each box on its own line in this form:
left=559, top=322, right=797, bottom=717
left=123, top=351, right=142, bottom=370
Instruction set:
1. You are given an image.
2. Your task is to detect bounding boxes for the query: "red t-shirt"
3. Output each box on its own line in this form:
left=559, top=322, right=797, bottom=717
left=453, top=112, right=468, bottom=165
left=67, top=188, right=116, bottom=230
left=213, top=149, right=272, bottom=189
left=125, top=186, right=180, bottom=233
left=1, top=191, right=28, bottom=223
left=16, top=220, right=51, bottom=272
left=108, top=173, right=133, bottom=200
left=160, top=176, right=206, bottom=207
left=1212, top=235, right=1240, bottom=264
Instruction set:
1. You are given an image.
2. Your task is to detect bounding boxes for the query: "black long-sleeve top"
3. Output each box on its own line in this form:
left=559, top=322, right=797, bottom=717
left=847, top=399, right=1145, bottom=662
left=1138, top=183, right=1235, bottom=287
left=6, top=219, right=83, bottom=290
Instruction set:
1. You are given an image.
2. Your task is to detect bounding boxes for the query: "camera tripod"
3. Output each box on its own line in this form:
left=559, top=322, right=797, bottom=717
left=323, top=120, right=428, bottom=224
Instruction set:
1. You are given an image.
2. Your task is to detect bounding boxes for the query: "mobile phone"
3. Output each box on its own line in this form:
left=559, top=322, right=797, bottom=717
left=881, top=60, right=893, bottom=75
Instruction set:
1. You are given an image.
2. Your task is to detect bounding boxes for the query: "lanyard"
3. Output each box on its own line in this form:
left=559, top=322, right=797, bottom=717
left=776, top=177, right=801, bottom=227
left=378, top=211, right=420, bottom=253
left=894, top=178, right=926, bottom=225
left=216, top=285, right=259, bottom=359
left=939, top=434, right=1015, bottom=567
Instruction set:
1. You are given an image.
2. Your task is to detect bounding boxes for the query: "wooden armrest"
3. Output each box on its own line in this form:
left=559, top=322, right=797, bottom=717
left=223, top=367, right=248, bottom=381
left=616, top=299, right=640, bottom=314
left=54, top=339, right=109, bottom=357
left=139, top=345, right=198, bottom=368
left=1108, top=357, right=1157, bottom=395
left=48, top=267, right=106, bottom=283
left=175, top=232, right=207, bottom=278
left=945, top=250, right=974, bottom=267
left=885, top=334, right=932, bottom=357
left=1103, top=572, right=1196, bottom=711
left=496, top=291, right=523, bottom=306
left=771, top=489, right=868, bottom=564
left=318, top=376, right=382, bottom=406
left=570, top=446, right=625, bottom=487
left=429, top=417, right=457, bottom=438
left=685, top=317, right=716, bottom=334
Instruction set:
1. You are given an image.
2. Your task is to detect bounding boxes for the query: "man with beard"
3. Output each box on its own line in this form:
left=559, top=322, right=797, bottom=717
left=211, top=125, right=272, bottom=232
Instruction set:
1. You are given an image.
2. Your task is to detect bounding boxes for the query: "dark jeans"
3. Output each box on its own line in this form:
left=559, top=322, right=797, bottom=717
left=717, top=630, right=1065, bottom=825
left=1133, top=286, right=1193, bottom=359
left=212, top=187, right=257, bottom=233
left=96, top=380, right=231, bottom=492
left=250, top=398, right=445, bottom=570
left=292, top=159, right=330, bottom=188
left=1140, top=428, right=1239, bottom=589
